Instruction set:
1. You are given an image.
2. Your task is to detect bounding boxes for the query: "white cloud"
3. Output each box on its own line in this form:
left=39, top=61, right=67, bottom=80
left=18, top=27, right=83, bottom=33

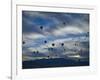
left=52, top=26, right=85, bottom=36
left=23, top=33, right=45, bottom=40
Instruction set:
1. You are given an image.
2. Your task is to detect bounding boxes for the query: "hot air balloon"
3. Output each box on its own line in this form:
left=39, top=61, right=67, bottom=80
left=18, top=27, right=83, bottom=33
left=61, top=43, right=64, bottom=46
left=40, top=26, right=43, bottom=30
left=44, top=40, right=47, bottom=44
left=37, top=51, right=39, bottom=53
left=63, top=22, right=66, bottom=25
left=22, top=41, right=25, bottom=44
left=33, top=51, right=36, bottom=54
left=52, top=43, right=55, bottom=46
left=61, top=43, right=65, bottom=52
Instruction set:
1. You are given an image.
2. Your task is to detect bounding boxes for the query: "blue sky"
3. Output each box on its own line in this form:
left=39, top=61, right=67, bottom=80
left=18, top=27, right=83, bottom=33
left=22, top=11, right=89, bottom=61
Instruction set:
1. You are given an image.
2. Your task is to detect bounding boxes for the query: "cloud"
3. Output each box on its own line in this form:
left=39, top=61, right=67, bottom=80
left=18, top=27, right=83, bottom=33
left=22, top=11, right=89, bottom=35
left=22, top=11, right=89, bottom=60
left=51, top=26, right=85, bottom=36
left=23, top=33, right=45, bottom=40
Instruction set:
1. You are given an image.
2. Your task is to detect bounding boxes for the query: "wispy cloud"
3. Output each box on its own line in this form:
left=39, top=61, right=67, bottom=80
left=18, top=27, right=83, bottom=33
left=22, top=11, right=89, bottom=61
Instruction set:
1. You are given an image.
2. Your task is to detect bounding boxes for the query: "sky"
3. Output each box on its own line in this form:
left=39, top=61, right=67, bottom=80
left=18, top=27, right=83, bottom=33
left=22, top=11, right=89, bottom=61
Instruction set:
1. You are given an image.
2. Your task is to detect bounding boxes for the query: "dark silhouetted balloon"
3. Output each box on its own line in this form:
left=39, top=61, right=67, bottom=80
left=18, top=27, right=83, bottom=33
left=52, top=43, right=55, bottom=46
left=22, top=41, right=25, bottom=44
left=61, top=43, right=64, bottom=46
left=63, top=22, right=66, bottom=25
left=47, top=56, right=50, bottom=58
left=37, top=51, right=39, bottom=53
left=40, top=26, right=43, bottom=30
left=44, top=40, right=47, bottom=43
left=33, top=51, right=35, bottom=53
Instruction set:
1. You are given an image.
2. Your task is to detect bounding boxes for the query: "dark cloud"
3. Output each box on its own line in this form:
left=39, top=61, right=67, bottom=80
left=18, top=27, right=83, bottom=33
left=22, top=11, right=89, bottom=35
left=22, top=11, right=89, bottom=61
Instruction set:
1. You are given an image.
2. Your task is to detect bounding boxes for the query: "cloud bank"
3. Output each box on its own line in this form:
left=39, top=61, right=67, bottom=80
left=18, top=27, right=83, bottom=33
left=22, top=11, right=89, bottom=61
